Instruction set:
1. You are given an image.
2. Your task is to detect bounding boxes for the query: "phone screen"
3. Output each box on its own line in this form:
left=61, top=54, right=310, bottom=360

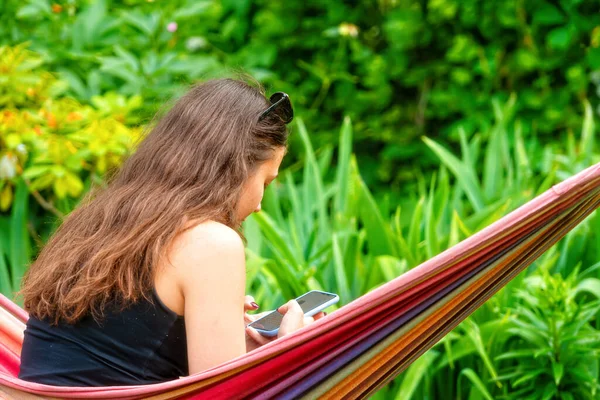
left=249, top=291, right=337, bottom=331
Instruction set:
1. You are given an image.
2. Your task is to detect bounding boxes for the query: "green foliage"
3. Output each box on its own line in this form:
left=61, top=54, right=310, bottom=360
left=0, top=44, right=140, bottom=297
left=2, top=0, right=600, bottom=191
left=496, top=262, right=600, bottom=399
left=245, top=101, right=600, bottom=398
left=2, top=41, right=598, bottom=396
left=1, top=1, right=599, bottom=394
left=1, top=0, right=224, bottom=113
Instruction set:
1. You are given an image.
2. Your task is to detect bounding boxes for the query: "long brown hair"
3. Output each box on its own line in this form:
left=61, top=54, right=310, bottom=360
left=20, top=77, right=289, bottom=324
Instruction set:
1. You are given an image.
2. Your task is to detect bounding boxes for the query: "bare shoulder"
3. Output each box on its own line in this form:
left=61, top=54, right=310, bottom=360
left=171, top=221, right=244, bottom=257
left=168, top=220, right=245, bottom=287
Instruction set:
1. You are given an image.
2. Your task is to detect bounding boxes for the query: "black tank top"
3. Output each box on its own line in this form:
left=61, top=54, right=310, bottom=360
left=18, top=289, right=188, bottom=386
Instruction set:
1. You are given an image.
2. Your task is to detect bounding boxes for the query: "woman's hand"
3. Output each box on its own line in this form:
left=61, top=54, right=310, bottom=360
left=243, top=295, right=269, bottom=352
left=244, top=297, right=326, bottom=351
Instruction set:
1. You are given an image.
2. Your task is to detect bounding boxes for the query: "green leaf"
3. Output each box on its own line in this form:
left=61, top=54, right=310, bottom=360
left=408, top=198, right=424, bottom=258
left=551, top=361, right=564, bottom=386
left=53, top=177, right=68, bottom=199
left=297, top=118, right=329, bottom=243
left=580, top=99, right=595, bottom=162
left=332, top=234, right=351, bottom=304
left=574, top=278, right=600, bottom=299
left=587, top=47, right=600, bottom=69
left=356, top=173, right=395, bottom=256
left=458, top=368, right=494, bottom=400
left=547, top=26, right=572, bottom=50
left=16, top=0, right=51, bottom=20
left=29, top=174, right=54, bottom=191
left=71, top=0, right=110, bottom=49
left=377, top=256, right=407, bottom=282
left=253, top=212, right=298, bottom=266
left=9, top=179, right=30, bottom=291
left=542, top=382, right=558, bottom=400
left=121, top=10, right=160, bottom=36
left=114, top=45, right=140, bottom=72
left=514, top=49, right=539, bottom=71
left=0, top=238, right=13, bottom=297
left=462, top=319, right=500, bottom=386
left=64, top=172, right=84, bottom=197
left=512, top=368, right=547, bottom=387
left=423, top=137, right=485, bottom=211
left=494, top=349, right=538, bottom=361
left=173, top=1, right=213, bottom=19
left=533, top=4, right=566, bottom=25
left=334, top=117, right=353, bottom=218
left=424, top=174, right=440, bottom=259
left=58, top=69, right=89, bottom=99
left=22, top=165, right=51, bottom=180
left=395, top=350, right=438, bottom=399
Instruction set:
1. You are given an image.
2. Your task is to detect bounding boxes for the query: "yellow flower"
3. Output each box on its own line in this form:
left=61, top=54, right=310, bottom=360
left=339, top=23, right=359, bottom=38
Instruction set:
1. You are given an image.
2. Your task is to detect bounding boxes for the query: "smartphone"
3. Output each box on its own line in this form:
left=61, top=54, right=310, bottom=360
left=247, top=290, right=339, bottom=337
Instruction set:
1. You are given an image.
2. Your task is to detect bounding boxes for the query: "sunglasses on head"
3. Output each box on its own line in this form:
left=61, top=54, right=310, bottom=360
left=258, top=92, right=294, bottom=124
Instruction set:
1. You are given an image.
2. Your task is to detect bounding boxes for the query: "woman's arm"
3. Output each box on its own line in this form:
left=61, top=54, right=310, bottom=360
left=172, top=221, right=247, bottom=375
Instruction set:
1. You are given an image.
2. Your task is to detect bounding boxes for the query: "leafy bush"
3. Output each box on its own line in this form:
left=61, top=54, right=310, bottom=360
left=3, top=0, right=600, bottom=191
left=0, top=44, right=140, bottom=295
left=496, top=262, right=600, bottom=399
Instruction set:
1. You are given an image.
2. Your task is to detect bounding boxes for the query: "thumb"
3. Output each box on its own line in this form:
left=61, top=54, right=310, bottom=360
left=278, top=300, right=304, bottom=338
left=277, top=299, right=303, bottom=315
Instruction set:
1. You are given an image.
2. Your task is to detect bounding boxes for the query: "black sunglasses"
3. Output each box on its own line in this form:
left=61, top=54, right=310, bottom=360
left=258, top=92, right=293, bottom=124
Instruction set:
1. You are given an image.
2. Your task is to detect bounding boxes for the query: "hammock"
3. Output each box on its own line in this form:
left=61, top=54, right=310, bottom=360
left=2, top=162, right=600, bottom=400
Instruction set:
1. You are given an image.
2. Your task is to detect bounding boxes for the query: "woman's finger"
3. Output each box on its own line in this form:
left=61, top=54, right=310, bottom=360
left=303, top=316, right=315, bottom=325
left=244, top=295, right=260, bottom=312
left=245, top=326, right=273, bottom=346
left=277, top=299, right=302, bottom=314
left=312, top=311, right=326, bottom=321
left=278, top=300, right=304, bottom=337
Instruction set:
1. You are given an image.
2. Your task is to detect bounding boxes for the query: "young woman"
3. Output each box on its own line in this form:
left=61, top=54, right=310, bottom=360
left=18, top=78, right=324, bottom=386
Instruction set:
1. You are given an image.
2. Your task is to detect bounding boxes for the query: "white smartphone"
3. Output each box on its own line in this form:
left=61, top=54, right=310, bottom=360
left=247, top=290, right=339, bottom=337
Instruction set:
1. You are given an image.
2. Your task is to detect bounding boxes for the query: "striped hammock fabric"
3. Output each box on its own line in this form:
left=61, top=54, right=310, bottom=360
left=2, top=162, right=600, bottom=399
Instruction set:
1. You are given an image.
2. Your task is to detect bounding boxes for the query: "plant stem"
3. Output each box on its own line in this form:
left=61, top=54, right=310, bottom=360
left=23, top=179, right=64, bottom=219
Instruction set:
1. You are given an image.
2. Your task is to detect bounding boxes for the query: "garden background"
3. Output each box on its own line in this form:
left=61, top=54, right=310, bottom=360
left=2, top=0, right=600, bottom=398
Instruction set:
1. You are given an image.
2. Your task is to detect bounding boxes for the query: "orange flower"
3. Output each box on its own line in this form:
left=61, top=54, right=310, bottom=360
left=34, top=126, right=42, bottom=136
left=67, top=112, right=83, bottom=122
left=52, top=4, right=63, bottom=13
left=47, top=112, right=58, bottom=128
left=2, top=112, right=13, bottom=126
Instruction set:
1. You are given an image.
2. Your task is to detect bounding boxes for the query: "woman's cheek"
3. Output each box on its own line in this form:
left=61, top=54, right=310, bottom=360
left=254, top=187, right=265, bottom=212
